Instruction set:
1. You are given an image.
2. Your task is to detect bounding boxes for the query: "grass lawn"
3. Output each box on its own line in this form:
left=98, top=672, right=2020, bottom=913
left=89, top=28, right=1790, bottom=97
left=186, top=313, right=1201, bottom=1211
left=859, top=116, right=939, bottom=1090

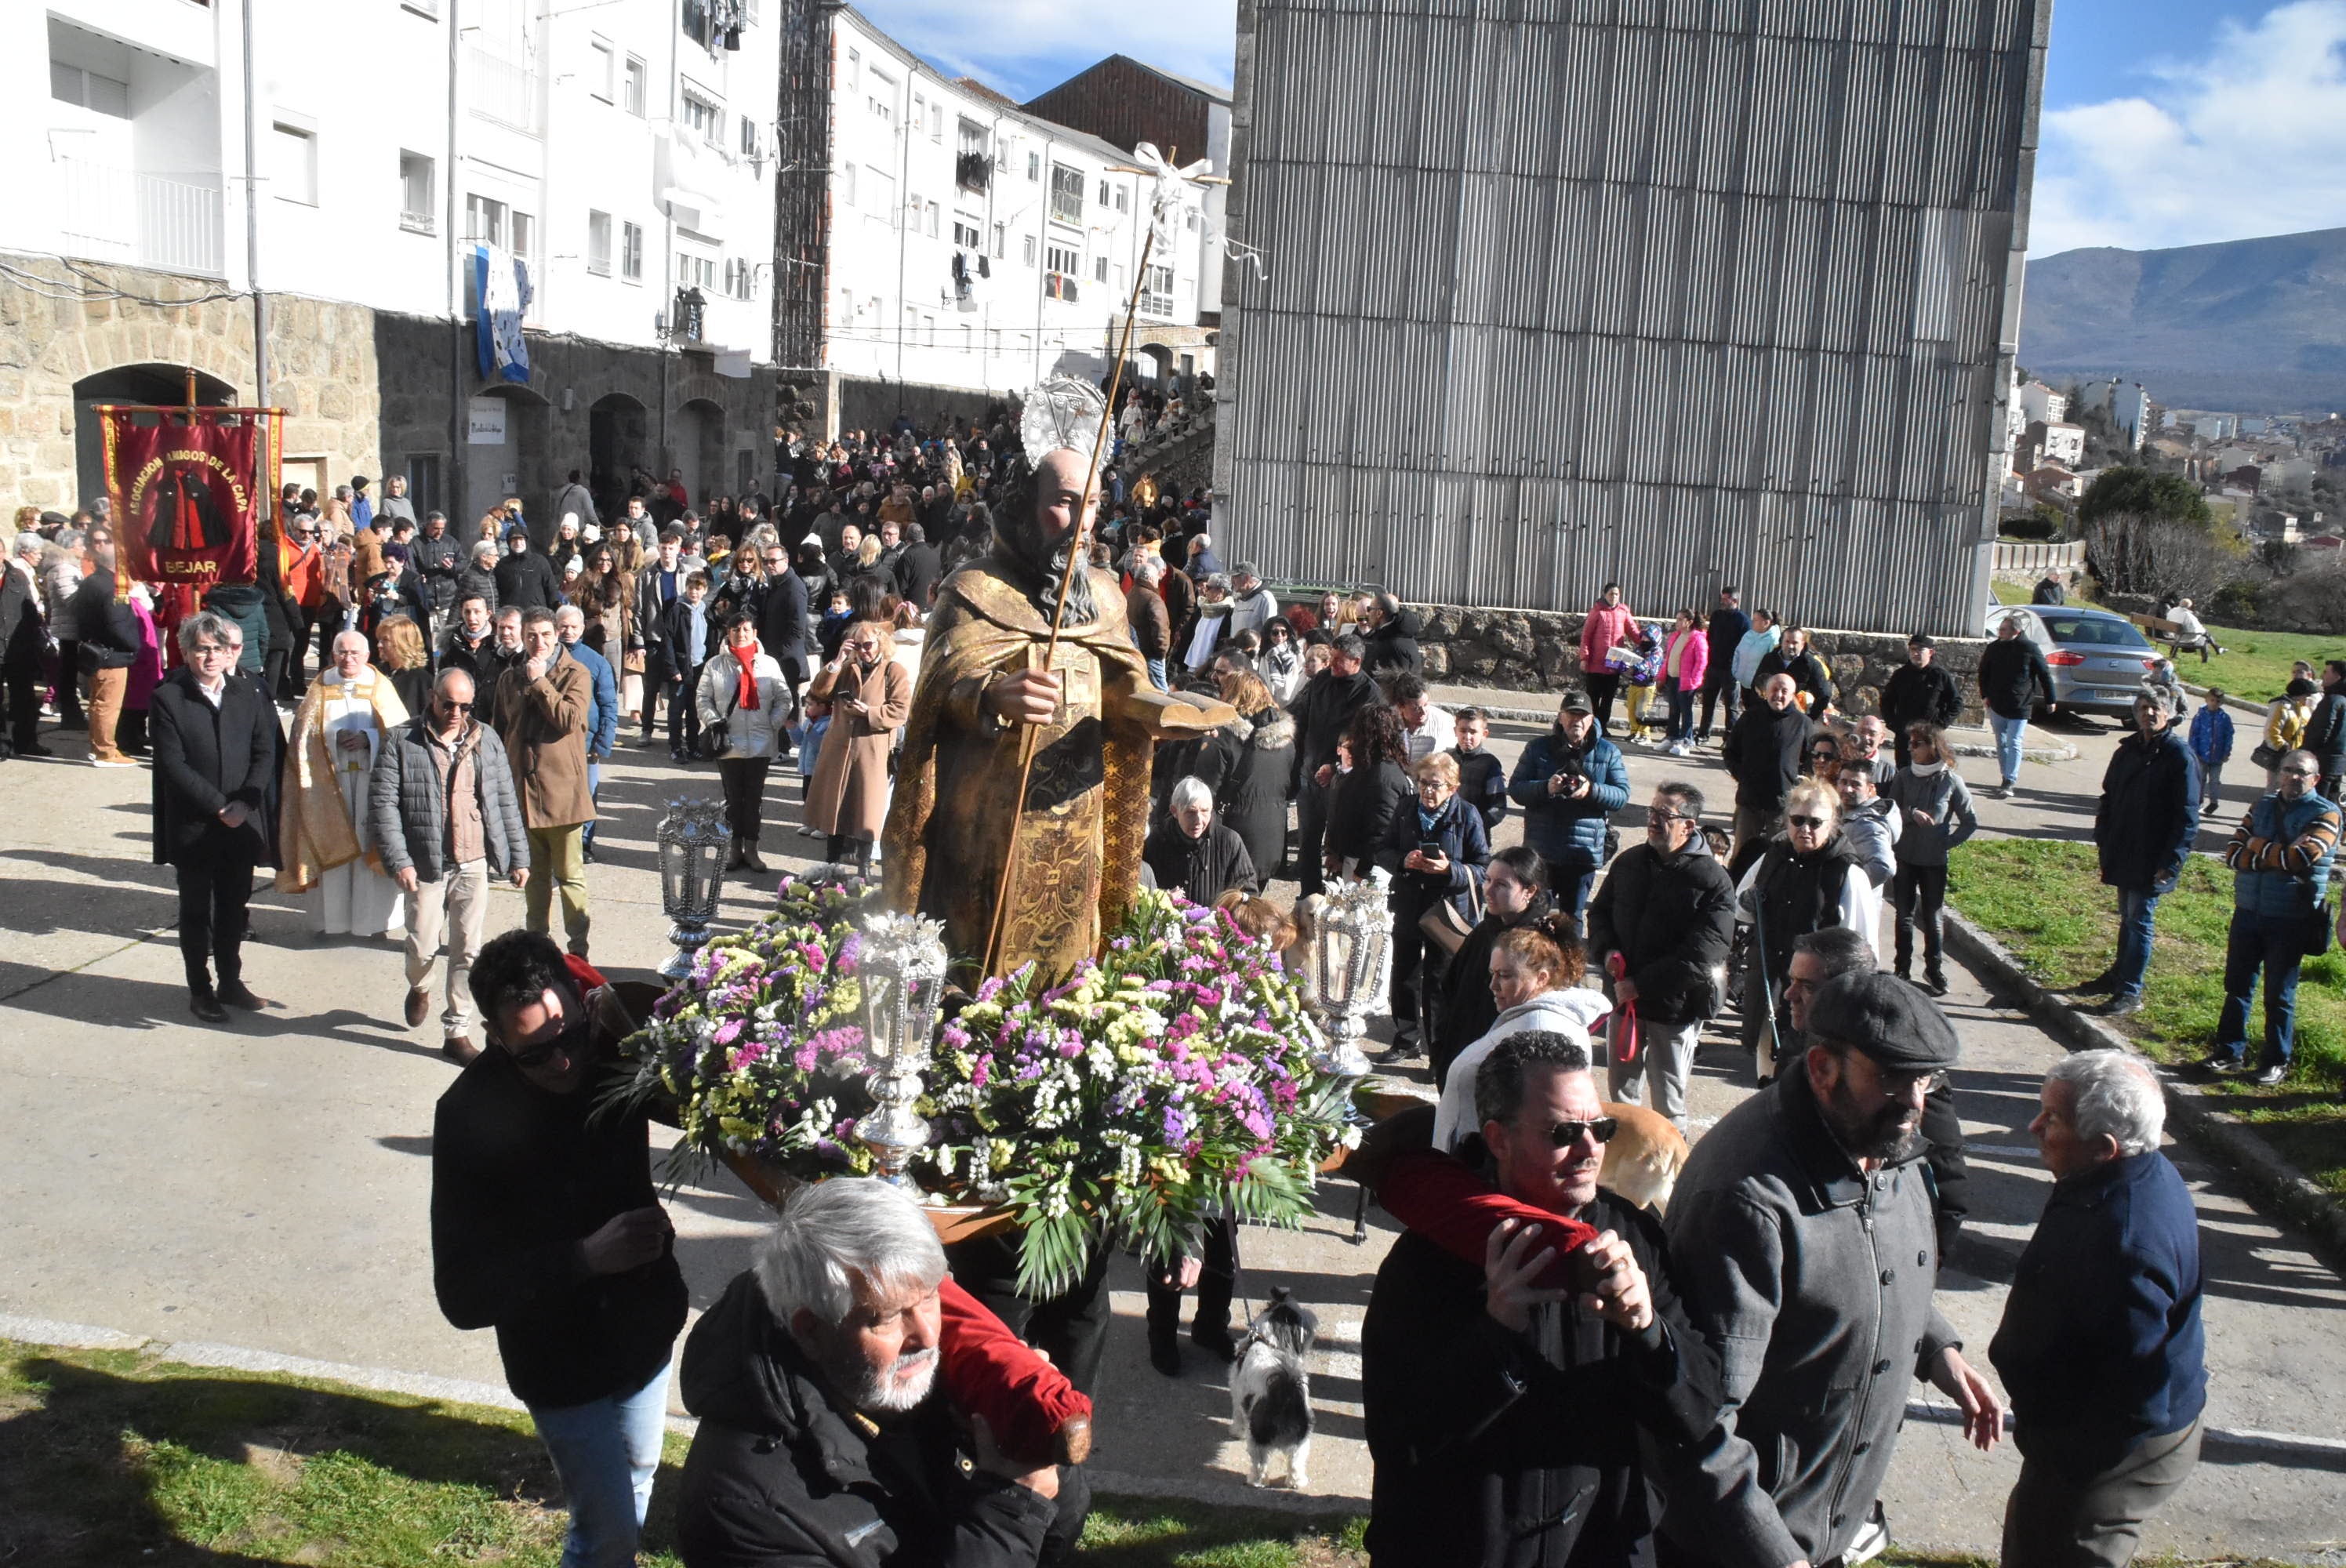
left=0, top=1340, right=2295, bottom=1567
left=1948, top=838, right=2346, bottom=1192
left=0, top=1339, right=1366, bottom=1567
left=1989, top=579, right=2337, bottom=701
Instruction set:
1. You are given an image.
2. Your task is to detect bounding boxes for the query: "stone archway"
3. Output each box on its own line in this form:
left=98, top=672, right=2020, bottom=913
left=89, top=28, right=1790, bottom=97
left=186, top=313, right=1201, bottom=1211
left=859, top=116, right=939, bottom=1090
left=72, top=364, right=238, bottom=512
left=672, top=397, right=725, bottom=514
left=588, top=393, right=649, bottom=519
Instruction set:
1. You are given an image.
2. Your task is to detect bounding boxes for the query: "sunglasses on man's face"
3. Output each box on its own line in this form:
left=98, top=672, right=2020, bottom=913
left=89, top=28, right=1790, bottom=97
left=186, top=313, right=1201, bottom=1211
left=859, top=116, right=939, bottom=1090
left=1545, top=1117, right=1620, bottom=1147
left=1787, top=814, right=1829, bottom=830
left=505, top=1012, right=586, bottom=1071
left=438, top=699, right=474, bottom=713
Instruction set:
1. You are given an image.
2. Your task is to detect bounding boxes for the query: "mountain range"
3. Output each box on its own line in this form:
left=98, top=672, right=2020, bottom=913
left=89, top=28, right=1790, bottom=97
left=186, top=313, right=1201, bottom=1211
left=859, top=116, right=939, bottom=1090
left=2018, top=225, right=2346, bottom=416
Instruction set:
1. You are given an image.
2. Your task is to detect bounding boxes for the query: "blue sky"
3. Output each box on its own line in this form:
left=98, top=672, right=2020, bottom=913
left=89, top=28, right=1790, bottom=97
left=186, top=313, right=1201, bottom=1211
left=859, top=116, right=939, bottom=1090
left=856, top=0, right=2346, bottom=256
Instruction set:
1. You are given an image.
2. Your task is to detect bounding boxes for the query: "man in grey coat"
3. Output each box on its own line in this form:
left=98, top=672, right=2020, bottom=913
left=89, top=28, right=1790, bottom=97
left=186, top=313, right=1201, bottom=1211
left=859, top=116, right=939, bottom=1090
left=1660, top=973, right=2004, bottom=1568
left=370, top=667, right=528, bottom=1063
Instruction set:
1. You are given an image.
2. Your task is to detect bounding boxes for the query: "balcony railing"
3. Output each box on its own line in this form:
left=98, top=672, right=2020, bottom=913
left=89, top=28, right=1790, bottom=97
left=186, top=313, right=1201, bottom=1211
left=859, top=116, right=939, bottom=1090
left=57, top=158, right=225, bottom=278
left=466, top=45, right=544, bottom=133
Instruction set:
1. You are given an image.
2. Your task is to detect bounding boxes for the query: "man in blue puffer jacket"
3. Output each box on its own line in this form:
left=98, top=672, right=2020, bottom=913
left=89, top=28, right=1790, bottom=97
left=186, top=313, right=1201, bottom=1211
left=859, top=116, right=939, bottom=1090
left=1505, top=684, right=1628, bottom=923
left=2204, top=748, right=2339, bottom=1085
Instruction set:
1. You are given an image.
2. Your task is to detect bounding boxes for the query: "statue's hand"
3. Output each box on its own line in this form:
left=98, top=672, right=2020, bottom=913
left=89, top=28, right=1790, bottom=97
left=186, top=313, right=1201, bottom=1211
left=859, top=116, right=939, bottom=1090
left=988, top=668, right=1062, bottom=727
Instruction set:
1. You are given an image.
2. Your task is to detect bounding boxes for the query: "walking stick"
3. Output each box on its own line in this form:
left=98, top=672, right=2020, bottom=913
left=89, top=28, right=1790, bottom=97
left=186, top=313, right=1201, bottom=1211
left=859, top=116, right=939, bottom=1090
left=979, top=227, right=1160, bottom=979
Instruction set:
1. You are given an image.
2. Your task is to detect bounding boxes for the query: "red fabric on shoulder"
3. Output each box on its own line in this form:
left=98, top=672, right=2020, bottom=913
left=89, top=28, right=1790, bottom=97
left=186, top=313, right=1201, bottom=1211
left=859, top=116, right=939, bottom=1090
left=564, top=954, right=609, bottom=993
left=1377, top=1147, right=1599, bottom=1290
left=937, top=1275, right=1093, bottom=1464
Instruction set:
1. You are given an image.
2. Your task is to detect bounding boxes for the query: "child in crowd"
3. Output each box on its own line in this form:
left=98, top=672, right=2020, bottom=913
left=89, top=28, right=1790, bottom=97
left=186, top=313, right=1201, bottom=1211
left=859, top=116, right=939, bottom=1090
left=2190, top=688, right=2235, bottom=817
left=816, top=587, right=854, bottom=663
left=1447, top=706, right=1507, bottom=832
left=792, top=693, right=833, bottom=830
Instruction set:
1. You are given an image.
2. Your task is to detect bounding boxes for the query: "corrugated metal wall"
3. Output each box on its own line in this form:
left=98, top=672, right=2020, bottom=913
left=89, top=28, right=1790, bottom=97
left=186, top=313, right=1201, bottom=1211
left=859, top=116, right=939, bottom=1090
left=1213, top=0, right=2050, bottom=637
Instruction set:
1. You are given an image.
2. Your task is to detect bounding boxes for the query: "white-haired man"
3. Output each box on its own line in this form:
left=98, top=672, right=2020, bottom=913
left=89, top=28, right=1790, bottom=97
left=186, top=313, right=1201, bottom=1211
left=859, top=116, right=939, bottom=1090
left=676, top=1178, right=1089, bottom=1566
left=1142, top=775, right=1258, bottom=906
left=1991, top=1050, right=2205, bottom=1568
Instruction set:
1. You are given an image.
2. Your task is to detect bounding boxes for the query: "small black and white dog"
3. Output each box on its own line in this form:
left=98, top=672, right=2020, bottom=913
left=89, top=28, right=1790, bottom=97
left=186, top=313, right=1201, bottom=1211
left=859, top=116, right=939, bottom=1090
left=1229, top=1287, right=1317, bottom=1489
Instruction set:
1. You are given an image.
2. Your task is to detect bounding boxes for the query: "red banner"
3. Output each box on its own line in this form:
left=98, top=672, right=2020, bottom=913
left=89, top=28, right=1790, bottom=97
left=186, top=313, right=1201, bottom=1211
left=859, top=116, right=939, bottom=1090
left=102, top=408, right=270, bottom=595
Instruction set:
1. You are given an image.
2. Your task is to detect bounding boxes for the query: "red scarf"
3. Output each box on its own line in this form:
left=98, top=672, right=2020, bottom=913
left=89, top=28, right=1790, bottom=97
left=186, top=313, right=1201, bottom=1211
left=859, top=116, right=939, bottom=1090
left=728, top=639, right=761, bottom=710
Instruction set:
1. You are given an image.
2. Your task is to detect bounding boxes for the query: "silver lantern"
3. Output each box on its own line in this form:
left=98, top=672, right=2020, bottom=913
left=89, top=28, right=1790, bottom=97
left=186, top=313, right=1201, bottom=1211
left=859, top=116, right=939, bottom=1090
left=1309, top=867, right=1392, bottom=1081
left=655, top=795, right=732, bottom=982
left=852, top=911, right=950, bottom=1185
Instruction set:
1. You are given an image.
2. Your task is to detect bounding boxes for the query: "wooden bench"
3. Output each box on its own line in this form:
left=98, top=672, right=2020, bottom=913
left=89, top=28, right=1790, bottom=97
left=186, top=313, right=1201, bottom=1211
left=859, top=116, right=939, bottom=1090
left=2129, top=614, right=2226, bottom=660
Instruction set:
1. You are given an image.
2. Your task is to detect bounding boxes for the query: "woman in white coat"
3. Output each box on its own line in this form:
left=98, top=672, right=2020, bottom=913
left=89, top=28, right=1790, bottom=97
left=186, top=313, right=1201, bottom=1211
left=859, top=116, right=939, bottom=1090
left=696, top=610, right=789, bottom=873
left=1432, top=916, right=1611, bottom=1152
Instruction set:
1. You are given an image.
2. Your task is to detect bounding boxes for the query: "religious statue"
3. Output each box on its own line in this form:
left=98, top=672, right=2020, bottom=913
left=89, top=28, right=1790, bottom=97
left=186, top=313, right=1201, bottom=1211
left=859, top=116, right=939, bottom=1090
left=885, top=387, right=1233, bottom=984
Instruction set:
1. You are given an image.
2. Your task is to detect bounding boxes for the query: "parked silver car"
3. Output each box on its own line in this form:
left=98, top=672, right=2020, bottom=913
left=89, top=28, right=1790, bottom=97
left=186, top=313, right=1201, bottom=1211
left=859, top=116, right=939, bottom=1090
left=1985, top=604, right=2163, bottom=720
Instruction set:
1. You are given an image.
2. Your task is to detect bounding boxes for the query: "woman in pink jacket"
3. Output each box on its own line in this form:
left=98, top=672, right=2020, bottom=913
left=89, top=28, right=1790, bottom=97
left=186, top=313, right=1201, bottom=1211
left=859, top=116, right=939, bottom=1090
left=1578, top=582, right=1636, bottom=735
left=1661, top=607, right=1709, bottom=757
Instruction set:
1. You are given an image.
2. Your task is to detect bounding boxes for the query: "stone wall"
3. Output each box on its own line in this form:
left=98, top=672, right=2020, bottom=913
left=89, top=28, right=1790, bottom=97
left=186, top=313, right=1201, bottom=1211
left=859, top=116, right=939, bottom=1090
left=832, top=373, right=1004, bottom=441
left=372, top=311, right=780, bottom=536
left=0, top=252, right=378, bottom=513
left=1404, top=602, right=1989, bottom=725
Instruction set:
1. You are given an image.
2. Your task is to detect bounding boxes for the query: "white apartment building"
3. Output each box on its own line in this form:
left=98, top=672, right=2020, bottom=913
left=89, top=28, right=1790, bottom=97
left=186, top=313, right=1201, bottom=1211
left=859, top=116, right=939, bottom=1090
left=801, top=7, right=1212, bottom=419
left=2, top=0, right=781, bottom=528
left=2039, top=421, right=2086, bottom=468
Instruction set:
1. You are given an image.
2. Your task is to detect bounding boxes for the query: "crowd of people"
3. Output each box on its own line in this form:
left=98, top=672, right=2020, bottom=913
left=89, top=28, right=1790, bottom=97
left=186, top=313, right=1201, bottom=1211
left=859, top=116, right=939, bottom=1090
left=2, top=398, right=2304, bottom=1568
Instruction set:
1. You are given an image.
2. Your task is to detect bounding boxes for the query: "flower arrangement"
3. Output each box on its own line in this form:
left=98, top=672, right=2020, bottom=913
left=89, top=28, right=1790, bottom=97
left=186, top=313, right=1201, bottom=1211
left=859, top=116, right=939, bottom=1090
left=614, top=875, right=1356, bottom=1294
left=612, top=872, right=889, bottom=1181
left=919, top=886, right=1356, bottom=1294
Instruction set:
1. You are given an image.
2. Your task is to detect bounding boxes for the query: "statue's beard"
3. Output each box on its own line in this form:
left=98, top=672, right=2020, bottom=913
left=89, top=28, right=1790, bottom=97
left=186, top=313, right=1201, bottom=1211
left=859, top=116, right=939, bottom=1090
left=1037, top=535, right=1097, bottom=626
left=996, top=514, right=1095, bottom=626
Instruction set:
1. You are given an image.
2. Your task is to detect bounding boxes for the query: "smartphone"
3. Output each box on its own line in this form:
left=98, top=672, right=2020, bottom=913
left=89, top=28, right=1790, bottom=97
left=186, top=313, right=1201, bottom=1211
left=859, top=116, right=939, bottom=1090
left=1418, top=840, right=1441, bottom=858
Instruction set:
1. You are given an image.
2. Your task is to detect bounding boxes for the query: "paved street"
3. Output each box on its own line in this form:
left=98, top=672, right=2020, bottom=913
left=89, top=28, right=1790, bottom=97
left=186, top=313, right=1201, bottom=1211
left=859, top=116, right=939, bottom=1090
left=5, top=706, right=2345, bottom=1558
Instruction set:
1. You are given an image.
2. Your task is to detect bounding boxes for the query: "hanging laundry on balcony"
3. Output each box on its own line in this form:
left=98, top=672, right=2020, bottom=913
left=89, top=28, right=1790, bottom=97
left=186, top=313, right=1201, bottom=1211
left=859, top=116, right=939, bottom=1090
left=474, top=243, right=534, bottom=385
left=950, top=252, right=978, bottom=313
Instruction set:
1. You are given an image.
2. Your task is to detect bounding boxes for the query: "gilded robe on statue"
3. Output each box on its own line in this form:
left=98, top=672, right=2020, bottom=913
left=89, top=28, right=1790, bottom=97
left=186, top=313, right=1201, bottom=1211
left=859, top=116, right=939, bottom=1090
left=884, top=559, right=1223, bottom=984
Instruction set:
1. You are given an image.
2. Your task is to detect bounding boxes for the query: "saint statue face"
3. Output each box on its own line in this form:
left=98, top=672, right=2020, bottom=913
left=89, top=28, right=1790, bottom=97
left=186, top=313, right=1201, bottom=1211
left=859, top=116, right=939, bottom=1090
left=1029, top=448, right=1096, bottom=561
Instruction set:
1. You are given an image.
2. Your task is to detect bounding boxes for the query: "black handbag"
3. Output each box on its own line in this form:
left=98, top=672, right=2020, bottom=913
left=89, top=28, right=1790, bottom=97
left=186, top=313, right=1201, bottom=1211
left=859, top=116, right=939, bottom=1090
left=701, top=683, right=739, bottom=759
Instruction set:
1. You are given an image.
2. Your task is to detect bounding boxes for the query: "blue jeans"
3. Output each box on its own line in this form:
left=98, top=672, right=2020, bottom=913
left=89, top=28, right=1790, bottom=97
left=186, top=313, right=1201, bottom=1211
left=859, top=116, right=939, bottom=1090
left=1146, top=656, right=1168, bottom=692
left=2112, top=886, right=2163, bottom=1003
left=582, top=759, right=602, bottom=847
left=1541, top=852, right=1598, bottom=924
left=1666, top=685, right=1695, bottom=742
left=1988, top=711, right=2028, bottom=785
left=528, top=1360, right=671, bottom=1568
left=2216, top=907, right=2314, bottom=1067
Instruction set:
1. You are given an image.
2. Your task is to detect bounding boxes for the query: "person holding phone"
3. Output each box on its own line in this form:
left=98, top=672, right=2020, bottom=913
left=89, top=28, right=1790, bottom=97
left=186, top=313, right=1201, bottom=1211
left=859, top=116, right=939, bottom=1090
left=1376, top=752, right=1491, bottom=1060
left=804, top=618, right=911, bottom=874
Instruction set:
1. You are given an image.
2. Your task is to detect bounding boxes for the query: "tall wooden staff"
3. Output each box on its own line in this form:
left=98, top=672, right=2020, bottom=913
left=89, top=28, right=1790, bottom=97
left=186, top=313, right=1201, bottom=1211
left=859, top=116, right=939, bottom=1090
left=978, top=225, right=1160, bottom=978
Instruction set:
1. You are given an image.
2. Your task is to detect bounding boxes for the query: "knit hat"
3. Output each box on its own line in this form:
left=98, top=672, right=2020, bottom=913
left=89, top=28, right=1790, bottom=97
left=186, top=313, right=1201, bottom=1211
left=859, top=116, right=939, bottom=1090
left=1806, top=972, right=1960, bottom=1071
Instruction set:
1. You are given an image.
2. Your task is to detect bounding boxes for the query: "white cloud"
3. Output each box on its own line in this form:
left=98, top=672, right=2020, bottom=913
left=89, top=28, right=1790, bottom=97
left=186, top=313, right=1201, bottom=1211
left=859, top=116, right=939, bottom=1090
left=2032, top=0, right=2346, bottom=254
left=852, top=0, right=1237, bottom=102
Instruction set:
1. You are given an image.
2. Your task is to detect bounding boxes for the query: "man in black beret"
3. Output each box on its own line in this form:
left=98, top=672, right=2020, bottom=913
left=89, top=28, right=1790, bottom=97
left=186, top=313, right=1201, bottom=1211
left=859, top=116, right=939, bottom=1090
left=1658, top=971, right=2005, bottom=1568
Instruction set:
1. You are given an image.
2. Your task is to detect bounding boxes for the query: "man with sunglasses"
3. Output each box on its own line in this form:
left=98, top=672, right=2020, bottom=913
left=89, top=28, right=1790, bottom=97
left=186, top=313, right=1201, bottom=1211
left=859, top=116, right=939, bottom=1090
left=433, top=931, right=685, bottom=1568
left=1364, top=1029, right=1722, bottom=1566
left=371, top=668, right=528, bottom=1062
left=1661, top=971, right=2003, bottom=1568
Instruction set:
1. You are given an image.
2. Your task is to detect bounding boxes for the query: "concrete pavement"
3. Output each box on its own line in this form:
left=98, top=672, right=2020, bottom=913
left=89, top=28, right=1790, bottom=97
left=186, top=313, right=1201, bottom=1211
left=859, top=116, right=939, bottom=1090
left=4, top=707, right=2345, bottom=1556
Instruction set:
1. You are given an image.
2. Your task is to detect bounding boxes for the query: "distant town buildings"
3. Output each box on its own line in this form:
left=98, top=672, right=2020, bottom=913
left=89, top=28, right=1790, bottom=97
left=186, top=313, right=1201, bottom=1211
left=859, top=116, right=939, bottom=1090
left=2, top=0, right=1223, bottom=519
left=779, top=7, right=1220, bottom=434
